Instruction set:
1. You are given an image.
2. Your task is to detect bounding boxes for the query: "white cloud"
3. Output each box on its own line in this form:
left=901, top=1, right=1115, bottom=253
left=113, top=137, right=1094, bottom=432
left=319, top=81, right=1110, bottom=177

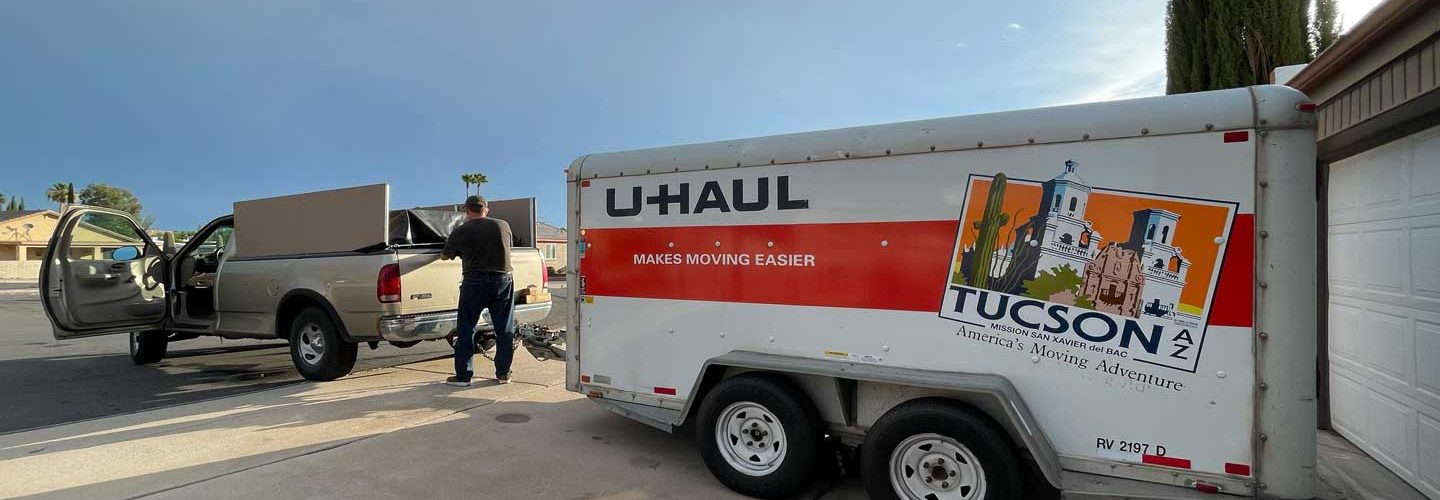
left=1006, top=22, right=1024, bottom=32
left=955, top=41, right=969, bottom=48
left=1034, top=1, right=1168, bottom=106
left=1337, top=0, right=1382, bottom=32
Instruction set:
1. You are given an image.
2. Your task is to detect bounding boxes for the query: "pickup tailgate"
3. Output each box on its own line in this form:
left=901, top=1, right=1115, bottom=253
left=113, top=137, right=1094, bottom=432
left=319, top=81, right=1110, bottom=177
left=395, top=250, right=461, bottom=315
left=509, top=248, right=547, bottom=295
left=394, top=247, right=548, bottom=316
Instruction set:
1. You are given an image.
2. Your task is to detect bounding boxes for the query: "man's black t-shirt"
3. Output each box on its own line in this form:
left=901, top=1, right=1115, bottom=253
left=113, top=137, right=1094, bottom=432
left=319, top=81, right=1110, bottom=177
left=443, top=217, right=513, bottom=282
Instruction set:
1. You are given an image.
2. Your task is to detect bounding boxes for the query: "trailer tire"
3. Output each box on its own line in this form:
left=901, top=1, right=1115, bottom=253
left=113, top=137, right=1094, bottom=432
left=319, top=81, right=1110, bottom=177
left=862, top=400, right=1020, bottom=500
left=288, top=307, right=358, bottom=381
left=129, top=330, right=168, bottom=365
left=696, top=374, right=822, bottom=499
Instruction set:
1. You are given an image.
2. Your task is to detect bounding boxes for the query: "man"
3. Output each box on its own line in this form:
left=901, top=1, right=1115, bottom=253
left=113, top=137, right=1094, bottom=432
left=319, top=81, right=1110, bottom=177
left=441, top=195, right=515, bottom=387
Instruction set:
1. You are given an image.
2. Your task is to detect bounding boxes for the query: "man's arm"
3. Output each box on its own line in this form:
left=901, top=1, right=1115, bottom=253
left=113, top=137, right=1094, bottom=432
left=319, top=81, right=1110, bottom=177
left=441, top=231, right=460, bottom=260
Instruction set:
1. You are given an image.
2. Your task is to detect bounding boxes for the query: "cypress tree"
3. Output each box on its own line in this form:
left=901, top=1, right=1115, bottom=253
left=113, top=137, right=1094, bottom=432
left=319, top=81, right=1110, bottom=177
left=1166, top=0, right=1318, bottom=94
left=1314, top=0, right=1341, bottom=53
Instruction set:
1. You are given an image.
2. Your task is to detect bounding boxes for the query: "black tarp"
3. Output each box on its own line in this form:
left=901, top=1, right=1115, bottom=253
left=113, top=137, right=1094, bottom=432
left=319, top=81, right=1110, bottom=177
left=388, top=209, right=465, bottom=245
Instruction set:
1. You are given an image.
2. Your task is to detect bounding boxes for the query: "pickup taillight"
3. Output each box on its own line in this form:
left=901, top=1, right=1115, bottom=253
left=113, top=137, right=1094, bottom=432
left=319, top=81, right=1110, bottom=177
left=378, top=263, right=402, bottom=303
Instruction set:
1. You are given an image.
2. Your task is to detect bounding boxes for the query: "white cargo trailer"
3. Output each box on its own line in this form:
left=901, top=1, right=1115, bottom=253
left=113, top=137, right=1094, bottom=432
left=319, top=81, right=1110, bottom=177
left=564, top=85, right=1319, bottom=499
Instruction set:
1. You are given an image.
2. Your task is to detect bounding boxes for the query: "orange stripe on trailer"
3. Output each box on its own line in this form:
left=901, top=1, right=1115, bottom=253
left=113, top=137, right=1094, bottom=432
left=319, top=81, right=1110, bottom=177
left=580, top=219, right=1255, bottom=327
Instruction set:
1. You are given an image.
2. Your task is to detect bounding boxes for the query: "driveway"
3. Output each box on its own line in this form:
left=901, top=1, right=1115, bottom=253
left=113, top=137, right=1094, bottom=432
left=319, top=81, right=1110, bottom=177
left=0, top=285, right=569, bottom=434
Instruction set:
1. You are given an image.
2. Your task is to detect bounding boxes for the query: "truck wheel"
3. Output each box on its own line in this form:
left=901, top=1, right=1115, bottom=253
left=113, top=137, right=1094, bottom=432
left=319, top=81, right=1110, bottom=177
left=129, top=331, right=168, bottom=365
left=861, top=400, right=1020, bottom=500
left=696, top=374, right=821, bottom=499
left=288, top=307, right=358, bottom=381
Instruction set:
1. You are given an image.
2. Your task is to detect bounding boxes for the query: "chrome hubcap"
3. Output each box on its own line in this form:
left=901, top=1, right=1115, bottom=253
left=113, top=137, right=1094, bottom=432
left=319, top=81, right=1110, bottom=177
left=297, top=323, right=326, bottom=366
left=890, top=433, right=985, bottom=500
left=715, top=401, right=787, bottom=476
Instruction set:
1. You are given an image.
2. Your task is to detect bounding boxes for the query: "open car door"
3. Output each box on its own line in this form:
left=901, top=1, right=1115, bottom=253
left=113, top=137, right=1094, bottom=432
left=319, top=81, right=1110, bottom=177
left=40, top=207, right=168, bottom=339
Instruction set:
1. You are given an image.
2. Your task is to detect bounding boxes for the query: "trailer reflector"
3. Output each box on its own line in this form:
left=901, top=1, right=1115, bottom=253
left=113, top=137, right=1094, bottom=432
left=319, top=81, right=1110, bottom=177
left=654, top=386, right=677, bottom=396
left=1223, top=130, right=1249, bottom=143
left=1141, top=454, right=1191, bottom=469
left=580, top=375, right=591, bottom=383
left=1224, top=462, right=1251, bottom=476
left=1193, top=482, right=1220, bottom=494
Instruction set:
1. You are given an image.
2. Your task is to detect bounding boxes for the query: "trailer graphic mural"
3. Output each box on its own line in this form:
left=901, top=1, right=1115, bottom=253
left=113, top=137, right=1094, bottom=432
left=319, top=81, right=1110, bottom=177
left=939, top=160, right=1239, bottom=373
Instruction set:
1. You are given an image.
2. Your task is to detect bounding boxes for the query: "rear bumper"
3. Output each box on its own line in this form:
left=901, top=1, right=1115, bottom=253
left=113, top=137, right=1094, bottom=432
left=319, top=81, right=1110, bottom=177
left=376, top=301, right=552, bottom=342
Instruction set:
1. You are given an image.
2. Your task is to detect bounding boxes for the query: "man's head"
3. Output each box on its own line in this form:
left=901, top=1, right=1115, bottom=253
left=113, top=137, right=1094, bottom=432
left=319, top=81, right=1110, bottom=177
left=464, top=195, right=488, bottom=219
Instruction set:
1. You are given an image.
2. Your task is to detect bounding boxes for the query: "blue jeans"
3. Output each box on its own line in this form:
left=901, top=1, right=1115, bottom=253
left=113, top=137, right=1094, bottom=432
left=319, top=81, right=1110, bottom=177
left=454, top=273, right=515, bottom=380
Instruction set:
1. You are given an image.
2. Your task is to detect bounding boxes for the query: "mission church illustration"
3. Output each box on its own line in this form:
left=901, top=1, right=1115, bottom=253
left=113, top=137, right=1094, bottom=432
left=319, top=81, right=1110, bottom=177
left=956, top=160, right=1201, bottom=324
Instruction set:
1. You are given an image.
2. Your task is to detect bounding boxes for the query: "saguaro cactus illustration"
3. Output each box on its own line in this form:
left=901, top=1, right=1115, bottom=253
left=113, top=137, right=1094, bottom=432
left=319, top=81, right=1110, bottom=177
left=970, top=174, right=1009, bottom=289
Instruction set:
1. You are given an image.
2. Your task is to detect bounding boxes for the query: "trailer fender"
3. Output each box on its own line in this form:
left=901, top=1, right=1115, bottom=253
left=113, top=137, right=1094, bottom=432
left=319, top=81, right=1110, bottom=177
left=679, top=350, right=1062, bottom=488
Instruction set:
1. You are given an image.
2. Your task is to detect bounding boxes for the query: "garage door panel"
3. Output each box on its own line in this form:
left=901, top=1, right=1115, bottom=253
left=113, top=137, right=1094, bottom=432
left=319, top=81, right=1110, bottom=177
left=1412, top=127, right=1440, bottom=206
left=1333, top=369, right=1370, bottom=440
left=1363, top=145, right=1407, bottom=210
left=1330, top=229, right=1363, bottom=287
left=1329, top=124, right=1440, bottom=498
left=1363, top=227, right=1408, bottom=294
left=1367, top=387, right=1420, bottom=477
left=1421, top=414, right=1440, bottom=497
left=1419, top=321, right=1440, bottom=400
left=1415, top=226, right=1440, bottom=301
left=1332, top=302, right=1365, bottom=361
left=1363, top=310, right=1413, bottom=385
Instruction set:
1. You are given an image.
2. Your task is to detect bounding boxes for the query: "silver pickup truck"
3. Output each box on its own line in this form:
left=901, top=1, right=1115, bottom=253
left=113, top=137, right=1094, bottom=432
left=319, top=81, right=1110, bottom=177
left=38, top=185, right=551, bottom=381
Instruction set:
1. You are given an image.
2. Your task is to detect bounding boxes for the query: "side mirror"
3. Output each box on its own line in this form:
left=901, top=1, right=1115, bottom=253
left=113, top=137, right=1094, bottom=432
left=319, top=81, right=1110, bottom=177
left=111, top=246, right=141, bottom=261
left=162, top=232, right=177, bottom=256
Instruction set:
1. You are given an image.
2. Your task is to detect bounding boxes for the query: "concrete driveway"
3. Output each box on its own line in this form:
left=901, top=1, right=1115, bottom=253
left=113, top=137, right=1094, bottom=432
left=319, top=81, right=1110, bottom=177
left=0, top=285, right=567, bottom=434
left=0, top=352, right=862, bottom=500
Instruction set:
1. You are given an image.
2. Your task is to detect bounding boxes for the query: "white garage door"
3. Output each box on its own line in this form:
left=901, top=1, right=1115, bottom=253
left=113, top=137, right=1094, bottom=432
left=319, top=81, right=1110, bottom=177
left=1329, top=123, right=1440, bottom=499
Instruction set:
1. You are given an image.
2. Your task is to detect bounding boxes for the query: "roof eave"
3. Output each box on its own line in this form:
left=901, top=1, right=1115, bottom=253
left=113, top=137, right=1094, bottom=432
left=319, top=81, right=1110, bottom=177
left=1289, top=0, right=1433, bottom=92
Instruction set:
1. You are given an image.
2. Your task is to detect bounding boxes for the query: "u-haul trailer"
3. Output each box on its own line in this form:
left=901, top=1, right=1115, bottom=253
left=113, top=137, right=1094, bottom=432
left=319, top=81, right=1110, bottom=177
left=564, top=85, right=1318, bottom=500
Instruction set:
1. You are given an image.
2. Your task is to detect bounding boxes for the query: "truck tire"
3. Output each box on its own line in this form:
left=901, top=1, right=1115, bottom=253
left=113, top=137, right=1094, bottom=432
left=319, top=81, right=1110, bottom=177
left=129, top=330, right=168, bottom=365
left=288, top=307, right=358, bottom=381
left=861, top=400, right=1021, bottom=500
left=696, top=374, right=821, bottom=499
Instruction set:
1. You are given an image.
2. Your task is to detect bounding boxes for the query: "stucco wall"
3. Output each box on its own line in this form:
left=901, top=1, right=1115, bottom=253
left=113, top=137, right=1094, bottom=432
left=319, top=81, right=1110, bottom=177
left=0, top=261, right=42, bottom=281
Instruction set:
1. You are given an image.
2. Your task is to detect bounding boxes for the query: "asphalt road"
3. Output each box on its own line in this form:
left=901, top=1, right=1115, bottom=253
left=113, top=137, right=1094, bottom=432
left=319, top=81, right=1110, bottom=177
left=0, top=282, right=569, bottom=434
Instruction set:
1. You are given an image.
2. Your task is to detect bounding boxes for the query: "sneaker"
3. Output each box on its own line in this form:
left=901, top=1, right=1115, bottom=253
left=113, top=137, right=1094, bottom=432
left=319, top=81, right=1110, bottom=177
left=446, top=376, right=472, bottom=387
left=497, top=374, right=512, bottom=385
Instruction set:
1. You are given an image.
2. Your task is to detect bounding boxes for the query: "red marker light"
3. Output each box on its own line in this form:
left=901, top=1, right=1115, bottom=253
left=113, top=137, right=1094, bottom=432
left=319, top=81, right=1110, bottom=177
left=1296, top=102, right=1317, bottom=112
left=1194, top=482, right=1220, bottom=494
left=1223, top=131, right=1250, bottom=143
left=1224, top=462, right=1251, bottom=476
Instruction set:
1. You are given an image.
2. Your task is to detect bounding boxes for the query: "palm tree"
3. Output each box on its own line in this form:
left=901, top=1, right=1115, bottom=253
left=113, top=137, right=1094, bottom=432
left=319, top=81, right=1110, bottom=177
left=46, top=183, right=68, bottom=208
left=471, top=172, right=488, bottom=194
left=460, top=172, right=490, bottom=195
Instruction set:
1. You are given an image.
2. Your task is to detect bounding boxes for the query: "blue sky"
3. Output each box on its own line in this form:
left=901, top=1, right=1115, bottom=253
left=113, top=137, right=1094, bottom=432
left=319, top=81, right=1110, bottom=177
left=0, top=1, right=1379, bottom=230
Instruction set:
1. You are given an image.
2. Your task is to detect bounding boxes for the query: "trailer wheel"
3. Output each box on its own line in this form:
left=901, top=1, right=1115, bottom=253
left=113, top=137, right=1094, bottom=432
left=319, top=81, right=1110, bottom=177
left=696, top=374, right=821, bottom=499
left=862, top=400, right=1020, bottom=500
left=288, top=307, right=358, bottom=381
left=128, top=330, right=168, bottom=365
